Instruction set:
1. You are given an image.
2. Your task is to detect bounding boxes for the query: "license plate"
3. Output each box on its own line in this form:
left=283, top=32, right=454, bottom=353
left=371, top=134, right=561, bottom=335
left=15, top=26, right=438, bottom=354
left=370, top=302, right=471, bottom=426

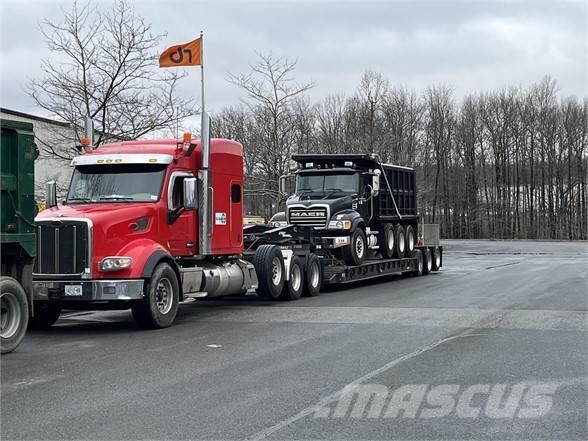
left=64, top=285, right=83, bottom=296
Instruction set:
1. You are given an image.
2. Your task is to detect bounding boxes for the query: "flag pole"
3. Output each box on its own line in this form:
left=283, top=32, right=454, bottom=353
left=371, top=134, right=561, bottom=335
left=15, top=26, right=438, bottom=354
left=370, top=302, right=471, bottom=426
left=200, top=30, right=205, bottom=115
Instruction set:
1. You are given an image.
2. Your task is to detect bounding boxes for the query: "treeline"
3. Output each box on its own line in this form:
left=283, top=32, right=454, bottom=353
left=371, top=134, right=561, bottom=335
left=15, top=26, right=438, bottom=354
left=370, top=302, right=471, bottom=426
left=212, top=56, right=587, bottom=240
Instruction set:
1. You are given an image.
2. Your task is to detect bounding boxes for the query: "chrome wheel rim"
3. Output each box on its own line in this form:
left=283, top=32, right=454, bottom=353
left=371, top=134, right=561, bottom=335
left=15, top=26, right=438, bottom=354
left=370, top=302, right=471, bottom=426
left=408, top=231, right=415, bottom=251
left=427, top=254, right=432, bottom=271
left=309, top=263, right=320, bottom=288
left=355, top=235, right=365, bottom=259
left=387, top=230, right=394, bottom=251
left=291, top=264, right=302, bottom=291
left=155, top=277, right=173, bottom=314
left=271, top=257, right=282, bottom=286
left=418, top=256, right=423, bottom=273
left=435, top=251, right=441, bottom=267
left=398, top=232, right=405, bottom=253
left=0, top=292, right=20, bottom=339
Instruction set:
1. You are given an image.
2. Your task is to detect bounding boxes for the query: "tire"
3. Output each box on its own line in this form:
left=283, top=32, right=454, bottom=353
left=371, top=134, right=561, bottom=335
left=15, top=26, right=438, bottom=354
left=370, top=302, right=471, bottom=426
left=413, top=249, right=424, bottom=276
left=378, top=224, right=395, bottom=258
left=303, top=254, right=322, bottom=297
left=253, top=245, right=286, bottom=299
left=281, top=256, right=304, bottom=301
left=30, top=301, right=62, bottom=329
left=342, top=228, right=367, bottom=266
left=405, top=225, right=416, bottom=255
left=394, top=224, right=406, bottom=258
left=1, top=277, right=29, bottom=354
left=422, top=248, right=433, bottom=275
left=431, top=247, right=442, bottom=271
left=132, top=263, right=179, bottom=329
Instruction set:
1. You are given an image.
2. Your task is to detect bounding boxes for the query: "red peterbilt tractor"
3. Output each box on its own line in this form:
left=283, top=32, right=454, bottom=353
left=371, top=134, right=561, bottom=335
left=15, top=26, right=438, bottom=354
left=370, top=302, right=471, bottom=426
left=32, top=134, right=441, bottom=329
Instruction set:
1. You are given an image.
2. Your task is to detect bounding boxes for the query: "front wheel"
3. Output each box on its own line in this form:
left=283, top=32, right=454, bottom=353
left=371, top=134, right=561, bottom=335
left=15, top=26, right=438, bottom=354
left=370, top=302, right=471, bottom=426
left=1, top=277, right=29, bottom=354
left=342, top=228, right=367, bottom=266
left=132, top=263, right=179, bottom=329
left=30, top=301, right=62, bottom=329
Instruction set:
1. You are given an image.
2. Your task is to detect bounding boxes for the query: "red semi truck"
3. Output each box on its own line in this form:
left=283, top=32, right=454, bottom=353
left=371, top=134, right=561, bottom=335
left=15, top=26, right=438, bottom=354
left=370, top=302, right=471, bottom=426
left=32, top=134, right=441, bottom=328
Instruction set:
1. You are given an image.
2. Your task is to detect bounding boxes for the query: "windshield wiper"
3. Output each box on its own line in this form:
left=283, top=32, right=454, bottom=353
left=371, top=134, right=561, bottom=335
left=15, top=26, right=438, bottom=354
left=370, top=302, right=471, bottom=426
left=67, top=197, right=92, bottom=203
left=323, top=188, right=345, bottom=198
left=99, top=196, right=134, bottom=201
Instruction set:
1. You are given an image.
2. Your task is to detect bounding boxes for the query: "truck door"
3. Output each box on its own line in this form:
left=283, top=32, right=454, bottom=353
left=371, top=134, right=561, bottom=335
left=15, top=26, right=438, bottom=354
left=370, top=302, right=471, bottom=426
left=166, top=171, right=196, bottom=256
left=358, top=173, right=374, bottom=223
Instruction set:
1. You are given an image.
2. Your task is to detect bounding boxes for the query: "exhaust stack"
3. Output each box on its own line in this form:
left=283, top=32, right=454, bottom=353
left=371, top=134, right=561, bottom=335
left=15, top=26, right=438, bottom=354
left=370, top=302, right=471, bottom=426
left=199, top=111, right=212, bottom=255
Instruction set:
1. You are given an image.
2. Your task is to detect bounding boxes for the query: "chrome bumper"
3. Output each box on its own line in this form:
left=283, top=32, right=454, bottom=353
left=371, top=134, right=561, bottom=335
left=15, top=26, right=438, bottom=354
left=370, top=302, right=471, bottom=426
left=33, top=279, right=144, bottom=301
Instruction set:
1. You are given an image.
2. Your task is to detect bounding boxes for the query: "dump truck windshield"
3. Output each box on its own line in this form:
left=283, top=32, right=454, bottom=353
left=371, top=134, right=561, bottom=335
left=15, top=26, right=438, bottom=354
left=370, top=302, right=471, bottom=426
left=66, top=164, right=166, bottom=203
left=296, top=172, right=359, bottom=195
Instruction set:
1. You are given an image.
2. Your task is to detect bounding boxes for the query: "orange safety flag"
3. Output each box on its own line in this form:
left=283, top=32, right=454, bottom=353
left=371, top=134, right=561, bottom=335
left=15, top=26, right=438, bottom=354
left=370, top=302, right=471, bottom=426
left=159, top=38, right=201, bottom=68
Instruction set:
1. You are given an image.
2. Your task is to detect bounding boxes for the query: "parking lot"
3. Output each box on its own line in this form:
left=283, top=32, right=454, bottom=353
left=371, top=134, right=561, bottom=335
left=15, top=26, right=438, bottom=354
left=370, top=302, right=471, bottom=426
left=2, top=240, right=587, bottom=440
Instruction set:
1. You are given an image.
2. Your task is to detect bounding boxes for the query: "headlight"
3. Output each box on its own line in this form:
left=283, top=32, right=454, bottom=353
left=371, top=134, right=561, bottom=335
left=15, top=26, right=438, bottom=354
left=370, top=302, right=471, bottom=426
left=328, top=220, right=352, bottom=230
left=99, top=256, right=133, bottom=272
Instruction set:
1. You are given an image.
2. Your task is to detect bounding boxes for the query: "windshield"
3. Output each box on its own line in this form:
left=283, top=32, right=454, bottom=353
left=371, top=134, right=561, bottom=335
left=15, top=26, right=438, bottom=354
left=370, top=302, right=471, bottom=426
left=296, top=172, right=359, bottom=195
left=67, top=164, right=166, bottom=203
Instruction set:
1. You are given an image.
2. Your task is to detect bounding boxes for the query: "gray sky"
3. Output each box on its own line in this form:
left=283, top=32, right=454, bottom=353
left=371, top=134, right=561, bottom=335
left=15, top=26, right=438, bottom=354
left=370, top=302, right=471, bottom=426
left=0, top=0, right=585, bottom=117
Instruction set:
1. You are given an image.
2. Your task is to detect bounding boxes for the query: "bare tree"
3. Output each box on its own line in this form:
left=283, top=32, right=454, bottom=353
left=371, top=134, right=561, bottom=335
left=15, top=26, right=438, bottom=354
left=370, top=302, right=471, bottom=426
left=29, top=0, right=196, bottom=160
left=227, top=53, right=314, bottom=216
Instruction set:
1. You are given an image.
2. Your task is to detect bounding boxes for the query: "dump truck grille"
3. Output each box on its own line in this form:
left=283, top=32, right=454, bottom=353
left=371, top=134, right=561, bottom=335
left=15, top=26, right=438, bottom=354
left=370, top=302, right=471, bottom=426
left=288, top=206, right=329, bottom=228
left=34, top=220, right=90, bottom=276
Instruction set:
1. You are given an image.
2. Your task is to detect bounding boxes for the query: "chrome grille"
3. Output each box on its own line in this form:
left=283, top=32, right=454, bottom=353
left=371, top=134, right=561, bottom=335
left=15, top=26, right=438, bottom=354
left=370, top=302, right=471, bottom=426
left=34, top=220, right=89, bottom=276
left=288, top=206, right=328, bottom=228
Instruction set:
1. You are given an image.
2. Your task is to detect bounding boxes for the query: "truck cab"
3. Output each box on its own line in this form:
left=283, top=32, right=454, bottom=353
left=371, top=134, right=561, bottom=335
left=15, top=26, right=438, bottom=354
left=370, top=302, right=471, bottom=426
left=32, top=138, right=254, bottom=328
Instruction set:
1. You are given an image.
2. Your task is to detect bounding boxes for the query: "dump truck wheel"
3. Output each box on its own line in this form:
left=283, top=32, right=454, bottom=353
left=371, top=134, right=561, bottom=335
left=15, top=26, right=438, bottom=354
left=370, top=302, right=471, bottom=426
left=405, top=225, right=416, bottom=255
left=254, top=245, right=286, bottom=299
left=413, top=249, right=424, bottom=276
left=132, top=262, right=179, bottom=329
left=303, top=254, right=322, bottom=297
left=1, top=277, right=29, bottom=354
left=342, top=228, right=367, bottom=266
left=394, top=225, right=406, bottom=258
left=423, top=248, right=433, bottom=275
left=30, top=301, right=62, bottom=329
left=281, top=256, right=304, bottom=301
left=431, top=247, right=442, bottom=271
left=378, top=224, right=395, bottom=258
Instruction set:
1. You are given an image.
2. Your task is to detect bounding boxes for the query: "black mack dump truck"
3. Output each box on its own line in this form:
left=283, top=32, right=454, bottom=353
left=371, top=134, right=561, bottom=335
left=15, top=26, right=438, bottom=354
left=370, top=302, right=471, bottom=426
left=242, top=153, right=442, bottom=299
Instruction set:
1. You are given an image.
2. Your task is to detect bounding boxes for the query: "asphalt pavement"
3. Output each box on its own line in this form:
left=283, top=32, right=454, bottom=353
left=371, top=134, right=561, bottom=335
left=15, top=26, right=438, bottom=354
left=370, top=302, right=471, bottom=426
left=1, top=240, right=587, bottom=440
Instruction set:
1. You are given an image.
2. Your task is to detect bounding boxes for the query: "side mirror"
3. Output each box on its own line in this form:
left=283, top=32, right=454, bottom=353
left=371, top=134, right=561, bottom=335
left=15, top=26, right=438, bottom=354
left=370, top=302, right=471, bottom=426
left=183, top=178, right=197, bottom=210
left=279, top=175, right=287, bottom=195
left=46, top=181, right=57, bottom=208
left=372, top=174, right=380, bottom=194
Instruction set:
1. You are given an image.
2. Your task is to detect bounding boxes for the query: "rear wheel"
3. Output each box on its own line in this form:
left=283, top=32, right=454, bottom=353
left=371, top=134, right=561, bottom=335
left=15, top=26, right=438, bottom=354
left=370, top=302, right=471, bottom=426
left=303, top=254, right=322, bottom=297
left=394, top=225, right=406, bottom=258
left=281, top=256, right=304, bottom=301
left=431, top=247, right=442, bottom=271
left=378, top=224, right=395, bottom=258
left=405, top=225, right=416, bottom=256
left=1, top=277, right=29, bottom=354
left=254, top=245, right=286, bottom=299
left=30, top=301, right=62, bottom=329
left=342, top=228, right=367, bottom=266
left=132, top=263, right=179, bottom=329
left=422, top=248, right=433, bottom=275
left=413, top=250, right=423, bottom=276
